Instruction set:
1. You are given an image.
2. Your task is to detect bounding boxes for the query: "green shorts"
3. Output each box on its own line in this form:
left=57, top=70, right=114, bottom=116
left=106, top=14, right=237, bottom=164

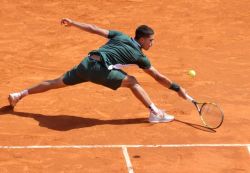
left=62, top=57, right=127, bottom=90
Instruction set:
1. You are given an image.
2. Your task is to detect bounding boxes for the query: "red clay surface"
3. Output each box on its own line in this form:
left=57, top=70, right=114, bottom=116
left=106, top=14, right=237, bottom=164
left=129, top=147, right=250, bottom=173
left=0, top=148, right=127, bottom=173
left=0, top=0, right=250, bottom=172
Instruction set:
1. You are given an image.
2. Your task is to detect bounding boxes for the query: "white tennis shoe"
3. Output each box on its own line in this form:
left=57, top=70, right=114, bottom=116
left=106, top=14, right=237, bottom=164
left=8, top=92, right=22, bottom=107
left=148, top=109, right=175, bottom=123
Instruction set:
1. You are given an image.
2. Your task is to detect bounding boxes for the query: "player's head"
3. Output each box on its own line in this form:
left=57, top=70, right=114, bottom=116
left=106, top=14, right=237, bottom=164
left=135, top=25, right=154, bottom=50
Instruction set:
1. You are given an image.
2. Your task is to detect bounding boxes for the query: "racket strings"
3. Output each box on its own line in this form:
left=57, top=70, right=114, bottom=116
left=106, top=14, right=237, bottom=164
left=201, top=103, right=223, bottom=128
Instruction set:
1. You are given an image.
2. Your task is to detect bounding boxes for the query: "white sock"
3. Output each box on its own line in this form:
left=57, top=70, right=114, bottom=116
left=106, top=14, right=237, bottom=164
left=20, top=90, right=29, bottom=97
left=149, top=103, right=160, bottom=113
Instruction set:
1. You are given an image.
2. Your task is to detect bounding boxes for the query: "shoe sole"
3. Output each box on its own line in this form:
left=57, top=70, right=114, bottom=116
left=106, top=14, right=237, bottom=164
left=148, top=118, right=174, bottom=123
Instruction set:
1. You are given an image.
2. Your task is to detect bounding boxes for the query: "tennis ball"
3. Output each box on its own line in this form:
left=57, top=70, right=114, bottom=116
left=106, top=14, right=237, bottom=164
left=188, top=69, right=196, bottom=77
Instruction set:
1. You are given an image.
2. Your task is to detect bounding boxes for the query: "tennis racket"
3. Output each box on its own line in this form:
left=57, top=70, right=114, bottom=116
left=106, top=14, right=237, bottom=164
left=185, top=94, right=224, bottom=129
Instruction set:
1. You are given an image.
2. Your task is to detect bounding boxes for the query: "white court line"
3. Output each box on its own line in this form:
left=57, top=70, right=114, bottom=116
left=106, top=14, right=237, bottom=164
left=248, top=145, right=250, bottom=154
left=0, top=144, right=249, bottom=149
left=122, top=146, right=134, bottom=173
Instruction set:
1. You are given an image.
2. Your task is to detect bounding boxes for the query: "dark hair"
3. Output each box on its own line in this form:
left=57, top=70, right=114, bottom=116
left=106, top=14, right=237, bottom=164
left=135, top=25, right=154, bottom=40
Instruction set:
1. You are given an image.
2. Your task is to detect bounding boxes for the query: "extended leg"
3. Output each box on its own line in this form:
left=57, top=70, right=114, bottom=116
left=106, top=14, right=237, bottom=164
left=8, top=75, right=67, bottom=107
left=121, top=75, right=152, bottom=108
left=27, top=75, right=67, bottom=94
left=120, top=75, right=174, bottom=123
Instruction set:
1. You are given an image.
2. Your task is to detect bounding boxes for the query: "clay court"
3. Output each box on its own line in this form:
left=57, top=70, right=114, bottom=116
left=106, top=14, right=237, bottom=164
left=0, top=0, right=250, bottom=172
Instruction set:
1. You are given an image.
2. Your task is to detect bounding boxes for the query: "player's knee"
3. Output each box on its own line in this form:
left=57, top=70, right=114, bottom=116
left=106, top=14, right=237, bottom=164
left=124, top=75, right=138, bottom=88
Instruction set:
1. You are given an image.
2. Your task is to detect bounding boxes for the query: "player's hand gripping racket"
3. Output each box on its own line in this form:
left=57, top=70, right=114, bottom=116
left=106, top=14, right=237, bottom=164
left=185, top=94, right=224, bottom=129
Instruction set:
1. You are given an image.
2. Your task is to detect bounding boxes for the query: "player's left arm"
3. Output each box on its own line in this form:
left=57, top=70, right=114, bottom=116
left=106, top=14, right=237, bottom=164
left=61, top=18, right=109, bottom=38
left=143, top=66, right=187, bottom=99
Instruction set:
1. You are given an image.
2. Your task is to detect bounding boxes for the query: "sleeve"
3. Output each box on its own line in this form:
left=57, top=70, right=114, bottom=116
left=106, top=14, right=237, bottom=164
left=108, top=30, right=124, bottom=39
left=137, top=56, right=152, bottom=69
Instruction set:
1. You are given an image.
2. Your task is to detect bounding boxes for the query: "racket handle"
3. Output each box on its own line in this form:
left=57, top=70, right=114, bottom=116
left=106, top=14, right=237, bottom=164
left=185, top=94, right=194, bottom=102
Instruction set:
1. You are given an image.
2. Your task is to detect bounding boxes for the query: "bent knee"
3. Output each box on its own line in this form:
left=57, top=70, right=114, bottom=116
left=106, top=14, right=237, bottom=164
left=121, top=75, right=139, bottom=88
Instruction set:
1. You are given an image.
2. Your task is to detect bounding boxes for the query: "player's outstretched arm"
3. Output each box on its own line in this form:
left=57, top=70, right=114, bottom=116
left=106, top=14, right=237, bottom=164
left=61, top=18, right=109, bottom=38
left=144, top=66, right=172, bottom=88
left=143, top=66, right=187, bottom=99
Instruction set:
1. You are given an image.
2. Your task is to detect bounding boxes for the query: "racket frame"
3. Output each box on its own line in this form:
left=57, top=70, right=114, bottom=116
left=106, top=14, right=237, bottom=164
left=186, top=94, right=224, bottom=129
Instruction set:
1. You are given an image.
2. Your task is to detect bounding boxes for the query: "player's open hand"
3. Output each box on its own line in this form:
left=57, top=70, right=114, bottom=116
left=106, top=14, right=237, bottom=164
left=61, top=18, right=73, bottom=27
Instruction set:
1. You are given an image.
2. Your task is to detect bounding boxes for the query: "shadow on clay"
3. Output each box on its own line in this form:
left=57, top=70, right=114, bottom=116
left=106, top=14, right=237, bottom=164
left=0, top=105, right=215, bottom=133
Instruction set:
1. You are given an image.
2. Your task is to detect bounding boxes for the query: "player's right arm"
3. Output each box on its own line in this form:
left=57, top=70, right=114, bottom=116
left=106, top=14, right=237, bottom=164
left=143, top=66, right=187, bottom=99
left=61, top=18, right=109, bottom=38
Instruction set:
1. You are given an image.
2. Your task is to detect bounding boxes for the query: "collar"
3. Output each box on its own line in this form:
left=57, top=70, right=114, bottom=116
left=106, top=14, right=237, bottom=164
left=131, top=38, right=141, bottom=49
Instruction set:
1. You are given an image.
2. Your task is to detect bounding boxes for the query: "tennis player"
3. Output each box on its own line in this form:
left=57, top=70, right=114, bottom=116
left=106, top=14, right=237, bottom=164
left=8, top=18, right=187, bottom=123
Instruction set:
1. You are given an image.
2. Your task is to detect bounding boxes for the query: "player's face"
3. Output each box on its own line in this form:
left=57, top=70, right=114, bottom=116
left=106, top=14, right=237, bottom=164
left=141, top=35, right=154, bottom=50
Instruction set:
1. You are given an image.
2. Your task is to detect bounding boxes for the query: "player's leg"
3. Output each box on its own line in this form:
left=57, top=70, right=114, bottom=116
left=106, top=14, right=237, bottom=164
left=120, top=75, right=174, bottom=123
left=8, top=75, right=67, bottom=107
left=120, top=75, right=152, bottom=108
left=8, top=63, right=88, bottom=107
left=28, top=75, right=67, bottom=94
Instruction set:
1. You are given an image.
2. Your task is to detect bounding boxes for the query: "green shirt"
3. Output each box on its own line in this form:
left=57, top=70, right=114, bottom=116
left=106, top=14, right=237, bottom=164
left=89, top=30, right=151, bottom=69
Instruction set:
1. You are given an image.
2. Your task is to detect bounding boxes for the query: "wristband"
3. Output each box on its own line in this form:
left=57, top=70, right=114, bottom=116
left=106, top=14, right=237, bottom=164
left=169, top=83, right=180, bottom=92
